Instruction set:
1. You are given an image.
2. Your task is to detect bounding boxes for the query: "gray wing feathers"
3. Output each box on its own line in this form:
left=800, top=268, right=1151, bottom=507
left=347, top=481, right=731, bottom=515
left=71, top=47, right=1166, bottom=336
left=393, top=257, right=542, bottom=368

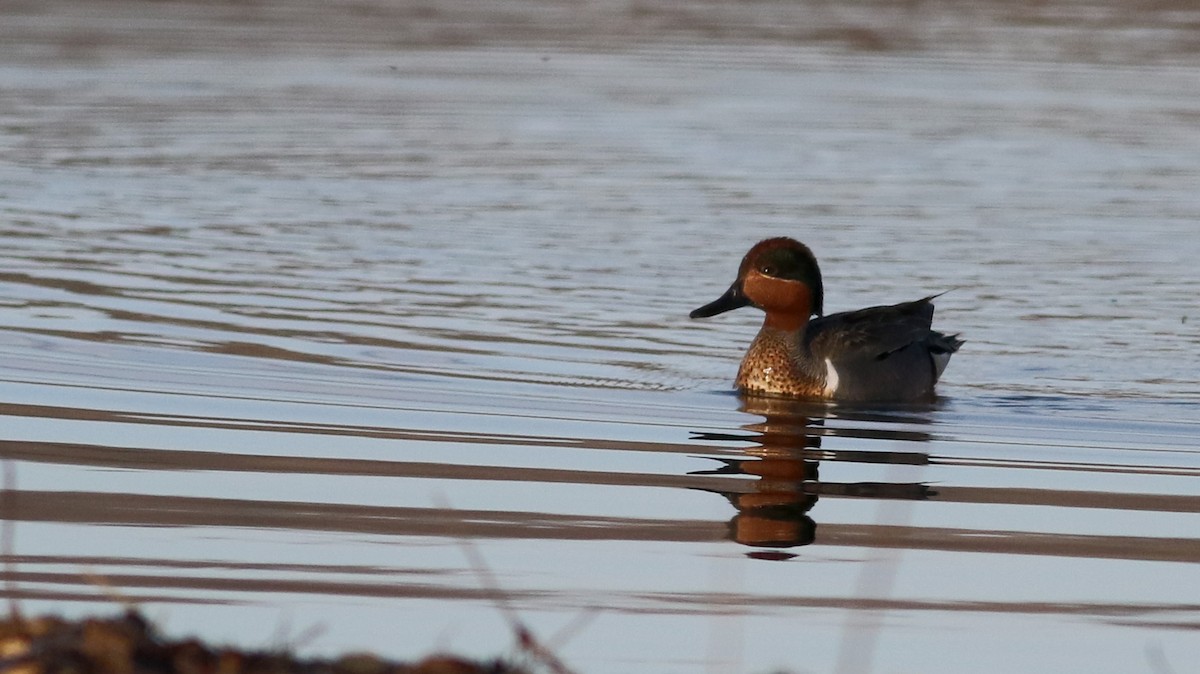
left=806, top=297, right=938, bottom=361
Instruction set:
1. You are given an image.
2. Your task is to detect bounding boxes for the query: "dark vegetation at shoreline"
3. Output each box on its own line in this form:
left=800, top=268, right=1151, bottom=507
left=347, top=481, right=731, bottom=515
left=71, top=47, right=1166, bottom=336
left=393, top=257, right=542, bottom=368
left=0, top=610, right=535, bottom=674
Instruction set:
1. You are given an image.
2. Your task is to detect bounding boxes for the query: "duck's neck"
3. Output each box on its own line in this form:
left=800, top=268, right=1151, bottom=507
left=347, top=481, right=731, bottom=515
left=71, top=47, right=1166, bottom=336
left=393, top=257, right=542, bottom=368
left=761, top=311, right=811, bottom=332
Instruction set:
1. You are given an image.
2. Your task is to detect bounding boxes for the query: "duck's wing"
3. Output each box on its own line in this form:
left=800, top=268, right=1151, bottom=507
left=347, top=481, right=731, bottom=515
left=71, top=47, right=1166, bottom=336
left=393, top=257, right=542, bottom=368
left=805, top=296, right=940, bottom=362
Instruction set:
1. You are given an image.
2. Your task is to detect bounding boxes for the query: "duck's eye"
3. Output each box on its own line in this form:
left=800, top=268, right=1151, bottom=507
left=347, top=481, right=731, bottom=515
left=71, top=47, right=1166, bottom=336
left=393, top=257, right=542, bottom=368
left=759, top=265, right=775, bottom=276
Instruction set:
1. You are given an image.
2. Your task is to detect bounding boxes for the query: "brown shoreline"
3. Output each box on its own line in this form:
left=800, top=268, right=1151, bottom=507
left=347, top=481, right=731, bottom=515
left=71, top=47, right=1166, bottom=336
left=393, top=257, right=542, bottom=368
left=0, top=610, right=531, bottom=674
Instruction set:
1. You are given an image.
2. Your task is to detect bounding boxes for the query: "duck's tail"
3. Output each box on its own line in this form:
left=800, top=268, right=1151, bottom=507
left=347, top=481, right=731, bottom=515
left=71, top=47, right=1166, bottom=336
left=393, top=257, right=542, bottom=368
left=928, top=332, right=964, bottom=379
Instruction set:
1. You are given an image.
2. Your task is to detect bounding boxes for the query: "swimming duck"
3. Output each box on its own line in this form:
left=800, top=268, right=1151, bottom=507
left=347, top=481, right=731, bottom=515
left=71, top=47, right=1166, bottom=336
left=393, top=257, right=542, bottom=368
left=690, top=237, right=962, bottom=401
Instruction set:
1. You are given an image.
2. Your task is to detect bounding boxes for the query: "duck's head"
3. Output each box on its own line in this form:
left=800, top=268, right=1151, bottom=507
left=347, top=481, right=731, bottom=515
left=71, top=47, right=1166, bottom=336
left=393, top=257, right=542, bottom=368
left=689, top=237, right=824, bottom=329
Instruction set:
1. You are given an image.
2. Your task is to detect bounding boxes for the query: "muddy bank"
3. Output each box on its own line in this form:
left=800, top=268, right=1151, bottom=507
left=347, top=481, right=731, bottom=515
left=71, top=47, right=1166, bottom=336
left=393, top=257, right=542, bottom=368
left=0, top=611, right=532, bottom=674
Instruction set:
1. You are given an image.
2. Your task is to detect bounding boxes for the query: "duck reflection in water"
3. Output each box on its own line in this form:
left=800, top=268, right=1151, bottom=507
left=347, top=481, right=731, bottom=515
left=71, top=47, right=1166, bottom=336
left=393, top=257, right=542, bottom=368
left=692, top=396, right=939, bottom=557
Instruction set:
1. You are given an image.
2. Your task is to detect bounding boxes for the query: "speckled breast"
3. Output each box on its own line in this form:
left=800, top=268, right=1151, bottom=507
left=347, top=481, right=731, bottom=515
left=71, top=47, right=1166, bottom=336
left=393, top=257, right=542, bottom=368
left=734, top=329, right=825, bottom=398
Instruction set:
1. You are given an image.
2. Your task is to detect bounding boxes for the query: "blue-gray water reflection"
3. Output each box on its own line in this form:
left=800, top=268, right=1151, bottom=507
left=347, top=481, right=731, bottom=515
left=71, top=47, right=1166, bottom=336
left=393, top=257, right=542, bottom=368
left=1, top=1, right=1199, bottom=672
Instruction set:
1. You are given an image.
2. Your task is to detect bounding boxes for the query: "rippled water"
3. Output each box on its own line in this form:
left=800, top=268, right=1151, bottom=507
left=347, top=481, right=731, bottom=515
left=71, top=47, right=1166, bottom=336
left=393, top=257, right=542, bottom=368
left=1, top=1, right=1199, bottom=672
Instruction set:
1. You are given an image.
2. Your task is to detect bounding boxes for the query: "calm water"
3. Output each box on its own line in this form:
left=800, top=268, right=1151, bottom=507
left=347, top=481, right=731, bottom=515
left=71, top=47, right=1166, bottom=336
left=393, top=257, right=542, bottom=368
left=1, top=1, right=1198, bottom=672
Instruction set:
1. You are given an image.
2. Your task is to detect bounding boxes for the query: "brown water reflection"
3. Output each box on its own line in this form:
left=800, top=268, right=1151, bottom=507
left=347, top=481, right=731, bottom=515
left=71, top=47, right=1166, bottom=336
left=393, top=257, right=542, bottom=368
left=692, top=396, right=1200, bottom=561
left=2, top=393, right=1196, bottom=562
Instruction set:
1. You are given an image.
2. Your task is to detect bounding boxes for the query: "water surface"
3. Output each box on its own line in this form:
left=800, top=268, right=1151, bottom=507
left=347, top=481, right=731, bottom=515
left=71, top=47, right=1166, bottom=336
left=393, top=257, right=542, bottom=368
left=1, top=1, right=1198, bottom=673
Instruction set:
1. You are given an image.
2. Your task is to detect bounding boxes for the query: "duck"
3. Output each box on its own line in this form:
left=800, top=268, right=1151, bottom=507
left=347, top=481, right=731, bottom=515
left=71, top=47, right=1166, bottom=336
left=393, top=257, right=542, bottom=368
left=690, top=237, right=962, bottom=401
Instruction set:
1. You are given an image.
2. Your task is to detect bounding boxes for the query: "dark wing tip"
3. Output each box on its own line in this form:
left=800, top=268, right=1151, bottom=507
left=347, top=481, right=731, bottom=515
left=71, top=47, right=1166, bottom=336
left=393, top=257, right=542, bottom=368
left=929, top=332, right=964, bottom=353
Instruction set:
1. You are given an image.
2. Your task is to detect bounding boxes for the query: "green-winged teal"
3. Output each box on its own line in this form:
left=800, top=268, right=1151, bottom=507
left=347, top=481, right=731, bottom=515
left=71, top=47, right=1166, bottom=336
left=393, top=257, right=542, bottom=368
left=691, top=237, right=962, bottom=401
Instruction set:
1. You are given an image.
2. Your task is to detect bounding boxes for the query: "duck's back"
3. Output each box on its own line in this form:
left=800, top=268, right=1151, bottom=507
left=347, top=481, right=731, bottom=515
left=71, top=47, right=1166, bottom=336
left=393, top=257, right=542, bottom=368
left=805, top=297, right=962, bottom=402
